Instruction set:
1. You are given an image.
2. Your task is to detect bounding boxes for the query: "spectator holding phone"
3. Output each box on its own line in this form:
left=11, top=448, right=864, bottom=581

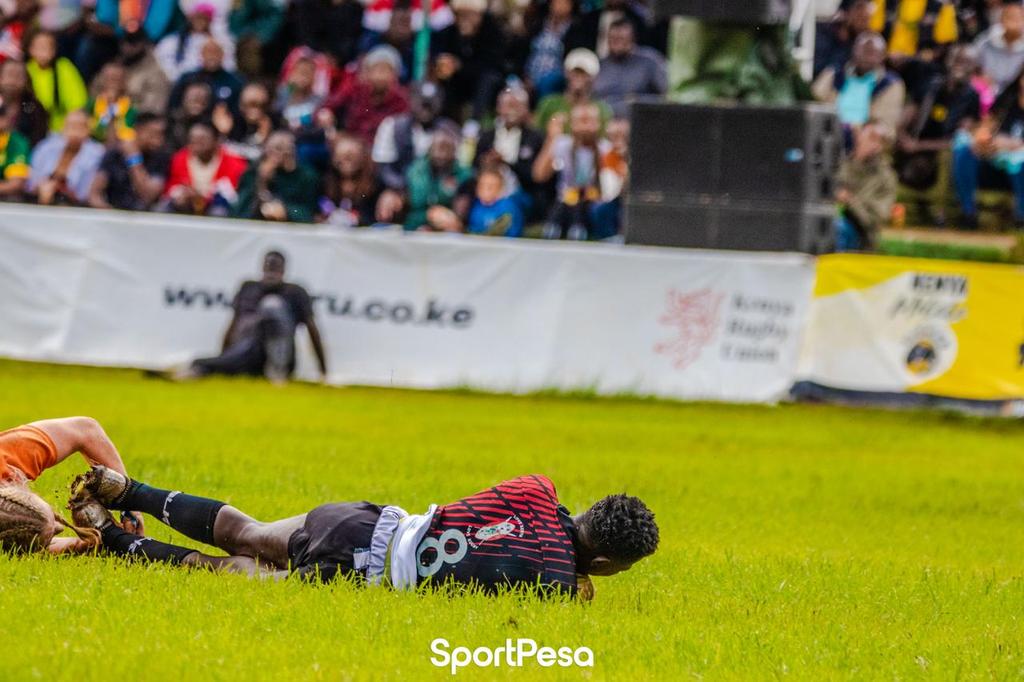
left=217, top=82, right=278, bottom=161
left=233, top=130, right=318, bottom=222
left=29, top=109, right=104, bottom=206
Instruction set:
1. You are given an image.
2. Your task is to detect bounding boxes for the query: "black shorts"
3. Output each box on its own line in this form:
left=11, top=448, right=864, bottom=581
left=287, top=501, right=384, bottom=580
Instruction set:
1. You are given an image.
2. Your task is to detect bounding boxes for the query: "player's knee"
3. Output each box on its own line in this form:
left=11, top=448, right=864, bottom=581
left=213, top=507, right=260, bottom=554
left=229, top=520, right=268, bottom=557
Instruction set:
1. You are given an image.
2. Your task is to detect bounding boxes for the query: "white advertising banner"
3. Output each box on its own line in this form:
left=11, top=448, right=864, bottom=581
left=0, top=206, right=815, bottom=402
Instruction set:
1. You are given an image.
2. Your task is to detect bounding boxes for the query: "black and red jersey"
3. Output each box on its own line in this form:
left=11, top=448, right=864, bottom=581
left=414, top=475, right=579, bottom=595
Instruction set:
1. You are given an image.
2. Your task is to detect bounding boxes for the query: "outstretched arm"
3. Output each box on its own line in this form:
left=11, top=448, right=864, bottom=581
left=30, top=417, right=127, bottom=475
left=306, top=320, right=328, bottom=378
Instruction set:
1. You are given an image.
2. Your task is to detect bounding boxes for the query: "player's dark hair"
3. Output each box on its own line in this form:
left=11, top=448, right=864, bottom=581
left=581, top=494, right=658, bottom=562
left=265, top=249, right=286, bottom=265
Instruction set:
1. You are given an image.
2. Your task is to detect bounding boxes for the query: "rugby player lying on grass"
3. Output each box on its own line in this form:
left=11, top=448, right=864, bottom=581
left=70, top=469, right=658, bottom=599
left=0, top=418, right=142, bottom=554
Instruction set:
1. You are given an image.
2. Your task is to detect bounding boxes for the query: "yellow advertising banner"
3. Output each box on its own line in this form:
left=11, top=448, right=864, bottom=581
left=798, top=254, right=1024, bottom=401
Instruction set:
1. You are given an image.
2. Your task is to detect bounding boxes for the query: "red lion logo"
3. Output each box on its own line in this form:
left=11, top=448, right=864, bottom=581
left=654, top=288, right=724, bottom=370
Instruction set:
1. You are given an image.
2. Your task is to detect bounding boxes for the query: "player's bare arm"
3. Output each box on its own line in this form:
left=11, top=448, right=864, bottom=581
left=30, top=417, right=128, bottom=475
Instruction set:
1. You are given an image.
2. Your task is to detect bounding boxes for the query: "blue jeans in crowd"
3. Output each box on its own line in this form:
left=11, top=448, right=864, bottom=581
left=834, top=214, right=863, bottom=252
left=952, top=136, right=1024, bottom=220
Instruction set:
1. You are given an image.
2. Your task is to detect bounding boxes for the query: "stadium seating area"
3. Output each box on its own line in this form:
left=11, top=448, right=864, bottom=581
left=820, top=0, right=1024, bottom=241
left=0, top=0, right=659, bottom=240
left=0, top=0, right=1020, bottom=245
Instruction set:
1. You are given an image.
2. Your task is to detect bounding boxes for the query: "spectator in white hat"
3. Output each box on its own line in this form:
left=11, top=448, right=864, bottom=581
left=535, top=47, right=612, bottom=133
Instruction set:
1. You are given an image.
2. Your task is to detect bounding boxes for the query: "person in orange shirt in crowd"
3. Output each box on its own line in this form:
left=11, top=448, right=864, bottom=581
left=0, top=417, right=141, bottom=554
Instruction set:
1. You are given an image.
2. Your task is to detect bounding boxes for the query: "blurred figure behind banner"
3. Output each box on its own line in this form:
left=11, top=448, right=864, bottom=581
left=178, top=250, right=328, bottom=384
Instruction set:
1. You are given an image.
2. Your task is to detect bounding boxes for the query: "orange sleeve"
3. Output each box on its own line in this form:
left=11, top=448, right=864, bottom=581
left=0, top=426, right=60, bottom=481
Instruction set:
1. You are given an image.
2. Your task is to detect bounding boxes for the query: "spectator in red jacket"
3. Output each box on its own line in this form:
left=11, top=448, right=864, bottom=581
left=162, top=119, right=246, bottom=215
left=321, top=45, right=408, bottom=145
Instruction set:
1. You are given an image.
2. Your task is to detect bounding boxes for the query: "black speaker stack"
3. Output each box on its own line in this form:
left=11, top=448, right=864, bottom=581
left=624, top=0, right=842, bottom=254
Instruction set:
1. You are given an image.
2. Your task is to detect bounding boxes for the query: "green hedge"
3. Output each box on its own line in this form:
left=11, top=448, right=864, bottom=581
left=879, top=238, right=1019, bottom=264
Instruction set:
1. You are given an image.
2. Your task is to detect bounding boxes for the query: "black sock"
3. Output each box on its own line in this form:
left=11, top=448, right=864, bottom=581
left=113, top=481, right=226, bottom=546
left=100, top=526, right=197, bottom=565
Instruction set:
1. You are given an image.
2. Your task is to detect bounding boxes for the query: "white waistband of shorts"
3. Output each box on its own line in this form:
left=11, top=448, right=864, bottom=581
left=388, top=504, right=437, bottom=591
left=366, top=505, right=407, bottom=586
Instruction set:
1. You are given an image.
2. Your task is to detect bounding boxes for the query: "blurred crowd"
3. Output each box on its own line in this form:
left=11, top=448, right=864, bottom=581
left=4, top=0, right=1019, bottom=249
left=817, top=0, right=1024, bottom=249
left=0, top=0, right=668, bottom=240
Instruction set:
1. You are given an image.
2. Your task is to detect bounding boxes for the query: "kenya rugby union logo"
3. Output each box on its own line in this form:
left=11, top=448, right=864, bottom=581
left=655, top=288, right=724, bottom=370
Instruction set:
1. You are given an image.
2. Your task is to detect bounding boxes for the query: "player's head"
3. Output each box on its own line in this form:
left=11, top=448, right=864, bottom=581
left=262, top=250, right=287, bottom=284
left=575, top=494, right=658, bottom=576
left=0, top=482, right=98, bottom=553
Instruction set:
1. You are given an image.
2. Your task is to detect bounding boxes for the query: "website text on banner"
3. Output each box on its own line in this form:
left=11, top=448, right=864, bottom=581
left=797, top=254, right=1024, bottom=403
left=0, top=206, right=815, bottom=403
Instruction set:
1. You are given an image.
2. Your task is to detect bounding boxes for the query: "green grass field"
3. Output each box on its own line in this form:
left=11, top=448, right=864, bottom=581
left=2, top=360, right=1024, bottom=680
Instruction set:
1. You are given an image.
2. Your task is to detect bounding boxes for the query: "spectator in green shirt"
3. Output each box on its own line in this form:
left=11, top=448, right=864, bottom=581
left=26, top=31, right=89, bottom=133
left=0, top=99, right=32, bottom=201
left=534, top=48, right=612, bottom=134
left=233, top=131, right=320, bottom=223
left=402, top=123, right=473, bottom=231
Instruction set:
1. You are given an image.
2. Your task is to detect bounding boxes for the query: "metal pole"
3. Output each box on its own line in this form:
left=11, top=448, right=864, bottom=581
left=413, top=0, right=432, bottom=82
left=790, top=0, right=816, bottom=81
